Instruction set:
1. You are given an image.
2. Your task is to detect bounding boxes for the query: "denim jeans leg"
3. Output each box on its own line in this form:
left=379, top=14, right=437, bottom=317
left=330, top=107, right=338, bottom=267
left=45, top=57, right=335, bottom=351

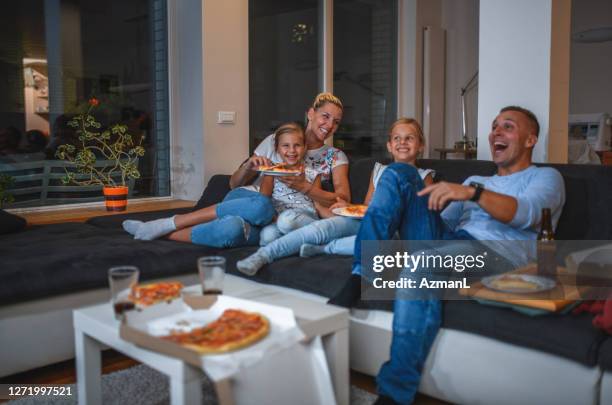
left=191, top=215, right=260, bottom=248
left=276, top=209, right=319, bottom=234
left=376, top=239, right=512, bottom=403
left=259, top=223, right=283, bottom=246
left=325, top=235, right=356, bottom=256
left=353, top=162, right=447, bottom=276
left=377, top=297, right=442, bottom=404
left=260, top=216, right=361, bottom=261
left=215, top=188, right=275, bottom=226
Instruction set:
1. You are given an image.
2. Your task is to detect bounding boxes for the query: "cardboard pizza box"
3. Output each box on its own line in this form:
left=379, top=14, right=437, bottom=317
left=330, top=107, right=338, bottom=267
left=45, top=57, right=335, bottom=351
left=120, top=294, right=305, bottom=381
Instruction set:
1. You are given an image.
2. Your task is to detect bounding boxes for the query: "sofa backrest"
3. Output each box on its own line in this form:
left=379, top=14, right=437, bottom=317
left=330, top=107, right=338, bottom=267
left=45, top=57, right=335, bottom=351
left=199, top=159, right=612, bottom=240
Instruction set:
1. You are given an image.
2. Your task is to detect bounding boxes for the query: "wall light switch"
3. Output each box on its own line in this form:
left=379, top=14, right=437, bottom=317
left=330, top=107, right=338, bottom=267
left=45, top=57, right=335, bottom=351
left=217, top=111, right=236, bottom=124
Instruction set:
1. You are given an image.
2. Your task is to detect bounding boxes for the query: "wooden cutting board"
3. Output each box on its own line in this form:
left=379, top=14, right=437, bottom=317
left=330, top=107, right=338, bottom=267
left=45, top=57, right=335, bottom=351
left=459, top=265, right=589, bottom=312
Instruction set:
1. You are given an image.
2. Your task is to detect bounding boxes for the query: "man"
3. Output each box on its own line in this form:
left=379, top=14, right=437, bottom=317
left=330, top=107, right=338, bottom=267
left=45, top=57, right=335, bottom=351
left=329, top=106, right=566, bottom=404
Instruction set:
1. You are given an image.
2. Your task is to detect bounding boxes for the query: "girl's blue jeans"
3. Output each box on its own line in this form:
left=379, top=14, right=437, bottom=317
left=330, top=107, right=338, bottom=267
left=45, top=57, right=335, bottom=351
left=190, top=188, right=275, bottom=248
left=258, top=215, right=361, bottom=260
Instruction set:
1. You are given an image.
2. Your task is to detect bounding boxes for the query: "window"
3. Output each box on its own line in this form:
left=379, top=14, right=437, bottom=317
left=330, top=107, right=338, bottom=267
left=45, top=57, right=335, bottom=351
left=249, top=0, right=319, bottom=150
left=333, top=0, right=397, bottom=160
left=248, top=0, right=398, bottom=160
left=0, top=0, right=170, bottom=208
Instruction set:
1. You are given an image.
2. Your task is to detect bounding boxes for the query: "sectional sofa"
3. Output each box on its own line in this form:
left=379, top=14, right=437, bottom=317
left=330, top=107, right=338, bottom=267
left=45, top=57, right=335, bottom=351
left=1, top=158, right=611, bottom=404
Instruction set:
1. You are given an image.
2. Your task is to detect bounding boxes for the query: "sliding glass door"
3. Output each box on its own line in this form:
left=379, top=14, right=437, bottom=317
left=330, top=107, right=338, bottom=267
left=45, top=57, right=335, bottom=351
left=249, top=0, right=397, bottom=160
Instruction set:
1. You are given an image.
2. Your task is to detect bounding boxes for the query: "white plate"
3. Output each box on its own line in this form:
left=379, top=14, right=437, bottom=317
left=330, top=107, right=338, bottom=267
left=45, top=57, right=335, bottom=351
left=332, top=205, right=367, bottom=218
left=257, top=169, right=301, bottom=177
left=481, top=273, right=556, bottom=294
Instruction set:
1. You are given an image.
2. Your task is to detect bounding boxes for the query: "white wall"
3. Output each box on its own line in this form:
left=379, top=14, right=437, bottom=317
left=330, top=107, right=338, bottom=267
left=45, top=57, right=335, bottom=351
left=202, top=1, right=250, bottom=184
left=478, top=0, right=558, bottom=163
left=570, top=0, right=612, bottom=115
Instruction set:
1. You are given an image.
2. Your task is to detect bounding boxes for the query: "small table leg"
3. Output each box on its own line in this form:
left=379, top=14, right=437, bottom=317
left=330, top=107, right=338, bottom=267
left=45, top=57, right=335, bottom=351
left=215, top=379, right=235, bottom=405
left=169, top=363, right=204, bottom=405
left=323, top=328, right=350, bottom=405
left=75, top=328, right=103, bottom=405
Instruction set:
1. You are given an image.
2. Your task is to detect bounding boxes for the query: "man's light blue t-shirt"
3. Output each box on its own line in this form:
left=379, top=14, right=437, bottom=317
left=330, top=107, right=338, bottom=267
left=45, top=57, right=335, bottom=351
left=441, top=165, right=566, bottom=266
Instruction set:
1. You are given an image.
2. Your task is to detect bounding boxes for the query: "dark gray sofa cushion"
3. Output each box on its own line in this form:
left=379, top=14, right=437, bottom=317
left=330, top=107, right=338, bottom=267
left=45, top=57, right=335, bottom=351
left=0, top=222, right=219, bottom=306
left=443, top=300, right=607, bottom=367
left=0, top=209, right=27, bottom=234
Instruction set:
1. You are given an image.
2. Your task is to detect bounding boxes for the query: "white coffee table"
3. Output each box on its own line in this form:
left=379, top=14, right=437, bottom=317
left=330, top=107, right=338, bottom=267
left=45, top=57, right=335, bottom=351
left=73, top=276, right=349, bottom=405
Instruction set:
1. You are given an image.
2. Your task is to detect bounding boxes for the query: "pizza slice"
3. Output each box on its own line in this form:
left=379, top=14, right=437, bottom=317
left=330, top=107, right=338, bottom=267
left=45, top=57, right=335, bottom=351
left=334, top=204, right=368, bottom=218
left=257, top=163, right=302, bottom=175
left=129, top=281, right=184, bottom=307
left=344, top=204, right=368, bottom=216
left=161, top=309, right=270, bottom=354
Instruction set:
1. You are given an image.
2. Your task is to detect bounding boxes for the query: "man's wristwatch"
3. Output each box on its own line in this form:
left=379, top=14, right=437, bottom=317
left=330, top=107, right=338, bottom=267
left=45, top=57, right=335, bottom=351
left=469, top=182, right=484, bottom=202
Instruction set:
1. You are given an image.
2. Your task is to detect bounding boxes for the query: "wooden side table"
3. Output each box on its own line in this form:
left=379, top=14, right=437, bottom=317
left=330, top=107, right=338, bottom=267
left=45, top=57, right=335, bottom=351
left=434, top=148, right=477, bottom=160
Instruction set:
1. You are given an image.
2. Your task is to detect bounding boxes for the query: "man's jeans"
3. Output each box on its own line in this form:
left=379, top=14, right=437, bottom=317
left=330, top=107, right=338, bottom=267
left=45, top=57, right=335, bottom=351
left=259, top=215, right=361, bottom=261
left=352, top=163, right=513, bottom=403
left=191, top=188, right=275, bottom=248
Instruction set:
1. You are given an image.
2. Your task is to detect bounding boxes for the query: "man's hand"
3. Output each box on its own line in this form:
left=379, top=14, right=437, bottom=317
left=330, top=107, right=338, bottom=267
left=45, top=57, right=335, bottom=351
left=417, top=182, right=475, bottom=211
left=244, top=154, right=272, bottom=171
left=329, top=197, right=350, bottom=211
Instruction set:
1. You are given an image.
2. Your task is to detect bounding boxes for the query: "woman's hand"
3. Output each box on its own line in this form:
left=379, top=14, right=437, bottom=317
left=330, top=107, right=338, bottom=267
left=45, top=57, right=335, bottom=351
left=279, top=169, right=310, bottom=193
left=315, top=201, right=334, bottom=218
left=329, top=197, right=349, bottom=211
left=244, top=154, right=272, bottom=171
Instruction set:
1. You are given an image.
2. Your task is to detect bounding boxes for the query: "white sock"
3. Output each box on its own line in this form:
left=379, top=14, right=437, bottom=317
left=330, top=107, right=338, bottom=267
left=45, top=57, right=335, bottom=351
left=236, top=251, right=270, bottom=276
left=133, top=216, right=177, bottom=240
left=122, top=220, right=143, bottom=236
left=299, top=243, right=326, bottom=257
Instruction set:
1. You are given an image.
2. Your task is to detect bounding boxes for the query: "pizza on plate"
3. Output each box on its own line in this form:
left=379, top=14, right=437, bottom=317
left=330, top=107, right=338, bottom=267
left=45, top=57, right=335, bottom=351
left=257, top=163, right=302, bottom=175
left=161, top=309, right=270, bottom=354
left=334, top=204, right=368, bottom=217
left=489, top=276, right=539, bottom=291
left=129, top=281, right=184, bottom=307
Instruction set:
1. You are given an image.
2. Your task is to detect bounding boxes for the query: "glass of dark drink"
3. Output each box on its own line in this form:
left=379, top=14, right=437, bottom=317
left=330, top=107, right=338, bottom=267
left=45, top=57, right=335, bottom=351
left=198, top=256, right=225, bottom=295
left=108, top=266, right=139, bottom=319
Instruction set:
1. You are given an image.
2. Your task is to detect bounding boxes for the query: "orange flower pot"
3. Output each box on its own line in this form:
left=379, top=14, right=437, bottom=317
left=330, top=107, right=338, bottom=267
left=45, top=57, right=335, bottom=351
left=103, top=186, right=129, bottom=212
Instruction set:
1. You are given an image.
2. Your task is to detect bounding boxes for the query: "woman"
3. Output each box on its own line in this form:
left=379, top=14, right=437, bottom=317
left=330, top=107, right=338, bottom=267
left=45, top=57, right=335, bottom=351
left=122, top=93, right=350, bottom=248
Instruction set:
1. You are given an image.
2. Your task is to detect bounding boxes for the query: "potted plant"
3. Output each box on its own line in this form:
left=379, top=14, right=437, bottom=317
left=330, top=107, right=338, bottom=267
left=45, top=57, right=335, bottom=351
left=55, top=98, right=145, bottom=211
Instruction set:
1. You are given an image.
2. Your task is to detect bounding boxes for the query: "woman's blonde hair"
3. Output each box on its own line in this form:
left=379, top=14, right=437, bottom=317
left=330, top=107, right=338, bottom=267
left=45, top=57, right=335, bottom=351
left=312, top=92, right=343, bottom=111
left=274, top=121, right=305, bottom=150
left=388, top=118, right=425, bottom=146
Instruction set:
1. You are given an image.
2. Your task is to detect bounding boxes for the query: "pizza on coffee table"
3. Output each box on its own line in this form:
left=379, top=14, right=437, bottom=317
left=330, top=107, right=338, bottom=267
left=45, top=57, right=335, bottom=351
left=129, top=281, right=184, bottom=307
left=161, top=309, right=270, bottom=354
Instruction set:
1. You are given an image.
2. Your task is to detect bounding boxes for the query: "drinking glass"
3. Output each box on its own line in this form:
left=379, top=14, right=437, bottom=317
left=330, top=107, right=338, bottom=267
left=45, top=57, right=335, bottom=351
left=108, top=266, right=139, bottom=319
left=198, top=256, right=226, bottom=295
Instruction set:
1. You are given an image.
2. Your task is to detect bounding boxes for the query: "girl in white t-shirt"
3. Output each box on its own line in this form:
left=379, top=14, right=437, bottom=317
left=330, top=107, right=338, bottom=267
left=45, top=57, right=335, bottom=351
left=256, top=122, right=323, bottom=244
left=237, top=118, right=434, bottom=275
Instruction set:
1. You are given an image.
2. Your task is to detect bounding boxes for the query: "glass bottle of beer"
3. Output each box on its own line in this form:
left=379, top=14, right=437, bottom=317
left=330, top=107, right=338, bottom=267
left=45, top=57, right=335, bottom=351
left=537, top=208, right=556, bottom=277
